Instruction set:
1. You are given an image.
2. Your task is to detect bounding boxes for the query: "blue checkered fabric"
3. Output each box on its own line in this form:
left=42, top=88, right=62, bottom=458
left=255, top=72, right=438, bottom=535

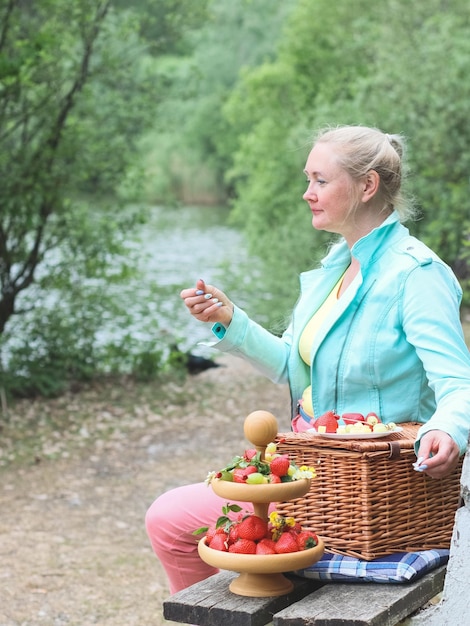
left=293, top=550, right=449, bottom=583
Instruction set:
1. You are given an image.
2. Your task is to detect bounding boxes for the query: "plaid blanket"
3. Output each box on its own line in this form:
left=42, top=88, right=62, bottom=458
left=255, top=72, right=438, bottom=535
left=294, top=549, right=449, bottom=583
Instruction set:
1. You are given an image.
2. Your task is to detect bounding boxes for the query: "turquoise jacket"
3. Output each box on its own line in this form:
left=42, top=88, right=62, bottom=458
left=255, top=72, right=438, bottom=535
left=210, top=212, right=470, bottom=454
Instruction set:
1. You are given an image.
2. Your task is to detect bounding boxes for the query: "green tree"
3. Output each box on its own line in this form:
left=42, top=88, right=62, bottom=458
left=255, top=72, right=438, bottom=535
left=142, top=0, right=296, bottom=206
left=0, top=0, right=200, bottom=395
left=361, top=6, right=470, bottom=269
left=113, top=0, right=209, bottom=55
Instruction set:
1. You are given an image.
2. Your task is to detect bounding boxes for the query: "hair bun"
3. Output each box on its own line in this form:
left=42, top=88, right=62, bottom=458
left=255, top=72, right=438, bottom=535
left=385, top=133, right=404, bottom=159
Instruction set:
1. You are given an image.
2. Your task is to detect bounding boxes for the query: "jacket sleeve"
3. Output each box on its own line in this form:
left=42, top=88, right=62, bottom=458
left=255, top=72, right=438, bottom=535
left=401, top=260, right=470, bottom=454
left=206, top=305, right=292, bottom=385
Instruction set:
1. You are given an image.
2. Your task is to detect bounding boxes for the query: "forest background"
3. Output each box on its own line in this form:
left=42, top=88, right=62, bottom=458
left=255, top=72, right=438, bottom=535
left=1, top=0, right=469, bottom=401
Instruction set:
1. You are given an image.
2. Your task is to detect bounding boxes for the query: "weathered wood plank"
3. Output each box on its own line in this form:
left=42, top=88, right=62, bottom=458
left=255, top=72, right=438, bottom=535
left=273, top=566, right=446, bottom=626
left=409, top=445, right=470, bottom=625
left=163, top=571, right=324, bottom=626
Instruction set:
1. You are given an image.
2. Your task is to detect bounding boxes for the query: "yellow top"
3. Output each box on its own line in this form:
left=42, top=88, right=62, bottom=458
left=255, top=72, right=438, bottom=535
left=298, top=273, right=345, bottom=364
left=298, top=272, right=346, bottom=418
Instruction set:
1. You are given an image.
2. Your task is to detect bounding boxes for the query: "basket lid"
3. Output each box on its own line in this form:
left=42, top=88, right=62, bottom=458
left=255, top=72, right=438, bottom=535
left=278, top=422, right=420, bottom=453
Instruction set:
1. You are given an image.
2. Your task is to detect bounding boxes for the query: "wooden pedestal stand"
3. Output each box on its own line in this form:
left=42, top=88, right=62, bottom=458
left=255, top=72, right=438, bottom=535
left=198, top=410, right=324, bottom=597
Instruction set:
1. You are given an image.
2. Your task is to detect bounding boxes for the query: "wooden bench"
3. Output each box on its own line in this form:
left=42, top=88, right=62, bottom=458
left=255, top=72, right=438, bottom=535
left=163, top=566, right=446, bottom=626
left=163, top=446, right=470, bottom=626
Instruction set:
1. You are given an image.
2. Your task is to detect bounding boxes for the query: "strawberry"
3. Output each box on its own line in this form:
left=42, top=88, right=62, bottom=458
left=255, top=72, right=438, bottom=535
left=255, top=538, right=277, bottom=555
left=313, top=410, right=340, bottom=433
left=205, top=525, right=225, bottom=544
left=269, top=455, right=290, bottom=477
left=274, top=532, right=299, bottom=554
left=232, top=466, right=257, bottom=483
left=244, top=448, right=258, bottom=461
left=205, top=525, right=217, bottom=544
left=238, top=515, right=268, bottom=541
left=228, top=538, right=256, bottom=554
left=228, top=523, right=240, bottom=544
left=297, top=530, right=318, bottom=550
left=208, top=532, right=228, bottom=551
left=268, top=473, right=282, bottom=484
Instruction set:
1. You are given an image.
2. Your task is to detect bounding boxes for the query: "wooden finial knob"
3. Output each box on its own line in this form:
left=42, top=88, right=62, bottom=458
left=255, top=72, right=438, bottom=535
left=244, top=411, right=278, bottom=448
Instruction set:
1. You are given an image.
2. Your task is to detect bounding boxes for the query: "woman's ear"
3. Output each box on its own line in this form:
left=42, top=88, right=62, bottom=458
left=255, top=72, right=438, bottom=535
left=361, top=170, right=380, bottom=202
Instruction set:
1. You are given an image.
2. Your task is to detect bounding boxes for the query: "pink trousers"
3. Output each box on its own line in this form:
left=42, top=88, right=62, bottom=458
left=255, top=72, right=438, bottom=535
left=145, top=482, right=276, bottom=594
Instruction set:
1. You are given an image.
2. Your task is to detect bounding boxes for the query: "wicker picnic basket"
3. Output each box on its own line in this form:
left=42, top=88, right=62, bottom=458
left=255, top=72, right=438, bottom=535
left=275, top=423, right=462, bottom=560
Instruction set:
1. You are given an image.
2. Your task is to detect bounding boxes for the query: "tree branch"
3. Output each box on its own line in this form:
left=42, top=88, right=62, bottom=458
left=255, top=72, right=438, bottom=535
left=0, top=0, right=17, bottom=51
left=39, top=1, right=112, bottom=163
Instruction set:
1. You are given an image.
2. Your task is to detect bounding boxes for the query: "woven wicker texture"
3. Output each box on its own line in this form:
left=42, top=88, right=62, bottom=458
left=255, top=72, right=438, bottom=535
left=275, top=423, right=462, bottom=560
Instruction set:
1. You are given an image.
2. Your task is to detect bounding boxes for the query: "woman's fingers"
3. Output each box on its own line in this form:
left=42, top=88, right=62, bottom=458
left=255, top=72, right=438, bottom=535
left=415, top=430, right=460, bottom=478
left=180, top=280, right=233, bottom=325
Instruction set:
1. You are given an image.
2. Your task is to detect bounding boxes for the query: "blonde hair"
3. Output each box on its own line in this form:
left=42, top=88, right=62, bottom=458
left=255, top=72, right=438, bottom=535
left=314, top=125, right=415, bottom=222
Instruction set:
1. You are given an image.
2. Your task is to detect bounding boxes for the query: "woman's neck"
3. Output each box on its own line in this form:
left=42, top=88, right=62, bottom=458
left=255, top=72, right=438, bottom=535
left=337, top=258, right=360, bottom=298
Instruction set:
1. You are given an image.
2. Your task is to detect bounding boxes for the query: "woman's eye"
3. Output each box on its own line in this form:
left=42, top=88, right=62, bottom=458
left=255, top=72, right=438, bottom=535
left=304, top=177, right=326, bottom=186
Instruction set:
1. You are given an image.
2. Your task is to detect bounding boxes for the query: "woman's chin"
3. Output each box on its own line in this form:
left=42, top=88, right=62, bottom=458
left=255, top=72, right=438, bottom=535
left=311, top=215, right=327, bottom=231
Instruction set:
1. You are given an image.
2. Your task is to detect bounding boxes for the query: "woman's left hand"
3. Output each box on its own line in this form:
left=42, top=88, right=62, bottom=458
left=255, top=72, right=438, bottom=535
left=415, top=430, right=460, bottom=478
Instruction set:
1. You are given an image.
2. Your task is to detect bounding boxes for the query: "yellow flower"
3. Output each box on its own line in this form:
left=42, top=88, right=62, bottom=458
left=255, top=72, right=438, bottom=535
left=292, top=466, right=317, bottom=480
left=269, top=511, right=283, bottom=528
left=269, top=511, right=297, bottom=531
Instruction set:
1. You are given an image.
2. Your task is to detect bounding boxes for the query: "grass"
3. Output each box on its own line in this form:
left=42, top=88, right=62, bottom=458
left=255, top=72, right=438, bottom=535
left=0, top=372, right=191, bottom=469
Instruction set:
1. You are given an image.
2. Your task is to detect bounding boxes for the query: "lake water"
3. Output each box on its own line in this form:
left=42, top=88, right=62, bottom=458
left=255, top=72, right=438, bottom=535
left=0, top=205, right=260, bottom=370
left=126, top=204, right=260, bottom=356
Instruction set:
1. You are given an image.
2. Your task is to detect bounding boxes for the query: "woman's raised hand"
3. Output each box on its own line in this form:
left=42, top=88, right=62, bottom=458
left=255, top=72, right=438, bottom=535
left=180, top=278, right=234, bottom=327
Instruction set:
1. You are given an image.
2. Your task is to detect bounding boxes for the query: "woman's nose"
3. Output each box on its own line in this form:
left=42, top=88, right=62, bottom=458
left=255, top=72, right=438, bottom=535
left=303, top=184, right=316, bottom=201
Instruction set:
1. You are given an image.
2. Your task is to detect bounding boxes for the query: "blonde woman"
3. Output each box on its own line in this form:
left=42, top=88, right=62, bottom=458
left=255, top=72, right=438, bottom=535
left=146, top=125, right=470, bottom=593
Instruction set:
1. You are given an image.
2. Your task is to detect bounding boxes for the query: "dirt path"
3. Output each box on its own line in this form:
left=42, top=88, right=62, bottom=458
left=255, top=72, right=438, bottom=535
left=0, top=354, right=290, bottom=626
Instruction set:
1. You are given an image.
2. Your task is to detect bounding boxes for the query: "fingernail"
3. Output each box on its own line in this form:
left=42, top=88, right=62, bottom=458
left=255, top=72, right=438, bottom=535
left=216, top=301, right=223, bottom=307
left=211, top=298, right=219, bottom=304
left=415, top=456, right=424, bottom=466
left=414, top=464, right=428, bottom=472
left=204, top=293, right=213, bottom=300
left=195, top=289, right=204, bottom=295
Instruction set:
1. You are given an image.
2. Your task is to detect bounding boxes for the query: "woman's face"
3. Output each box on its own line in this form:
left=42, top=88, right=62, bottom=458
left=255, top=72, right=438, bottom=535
left=303, top=142, right=362, bottom=243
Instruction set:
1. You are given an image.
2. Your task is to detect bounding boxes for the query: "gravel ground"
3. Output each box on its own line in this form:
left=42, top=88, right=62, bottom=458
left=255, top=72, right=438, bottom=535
left=0, top=354, right=291, bottom=626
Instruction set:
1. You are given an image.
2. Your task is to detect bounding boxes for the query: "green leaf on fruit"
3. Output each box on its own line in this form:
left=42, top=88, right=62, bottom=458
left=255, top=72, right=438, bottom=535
left=222, top=503, right=243, bottom=514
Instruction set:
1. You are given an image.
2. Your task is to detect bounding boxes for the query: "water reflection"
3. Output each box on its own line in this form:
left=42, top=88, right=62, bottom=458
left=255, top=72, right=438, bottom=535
left=134, top=205, right=254, bottom=354
left=1, top=205, right=257, bottom=367
left=142, top=205, right=245, bottom=285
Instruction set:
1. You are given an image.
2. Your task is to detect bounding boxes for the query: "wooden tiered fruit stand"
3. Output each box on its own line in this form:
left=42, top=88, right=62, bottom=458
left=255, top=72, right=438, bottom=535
left=198, top=410, right=324, bottom=597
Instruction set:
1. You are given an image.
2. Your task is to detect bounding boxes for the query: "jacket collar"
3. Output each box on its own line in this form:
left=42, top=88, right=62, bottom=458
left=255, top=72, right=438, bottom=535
left=296, top=213, right=408, bottom=379
left=320, top=211, right=408, bottom=270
